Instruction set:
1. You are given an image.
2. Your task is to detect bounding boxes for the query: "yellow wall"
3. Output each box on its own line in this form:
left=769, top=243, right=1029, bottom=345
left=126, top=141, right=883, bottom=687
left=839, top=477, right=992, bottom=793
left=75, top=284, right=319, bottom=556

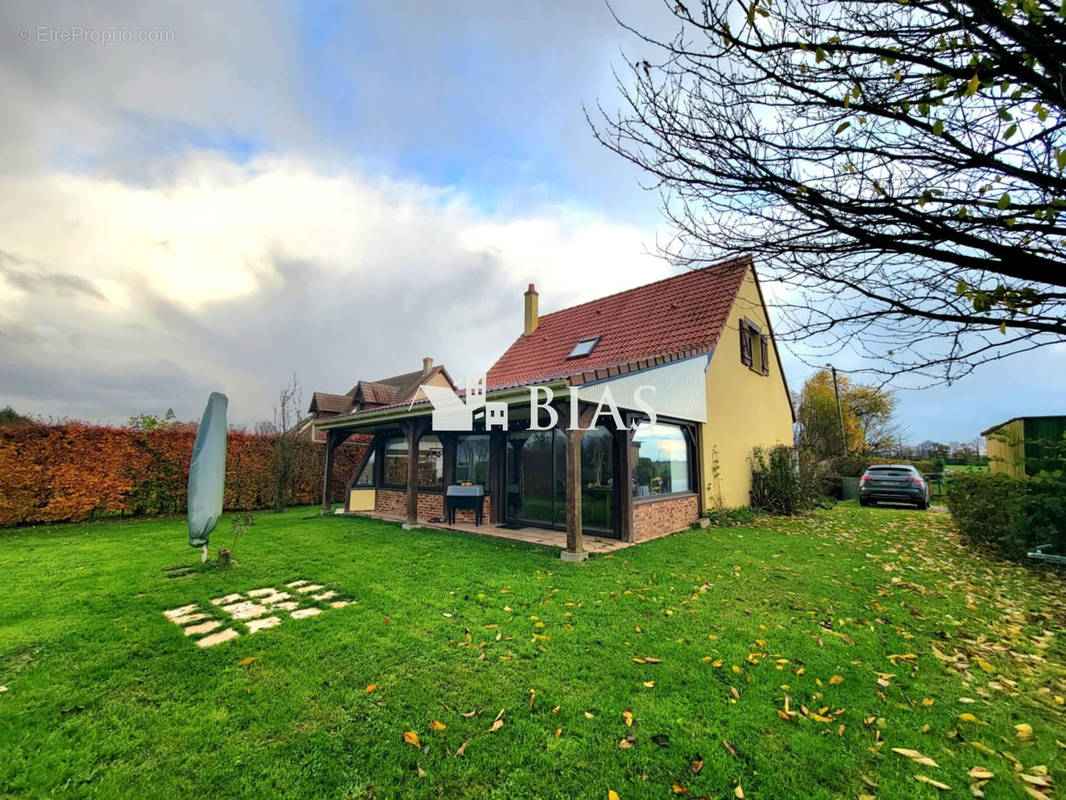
left=985, top=419, right=1025, bottom=477
left=701, top=267, right=795, bottom=508
left=348, top=488, right=376, bottom=512
left=409, top=371, right=454, bottom=404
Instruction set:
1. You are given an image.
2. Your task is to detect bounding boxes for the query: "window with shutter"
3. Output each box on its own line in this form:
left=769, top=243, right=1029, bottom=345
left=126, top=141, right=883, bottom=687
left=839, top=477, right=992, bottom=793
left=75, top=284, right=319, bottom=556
left=739, top=321, right=753, bottom=367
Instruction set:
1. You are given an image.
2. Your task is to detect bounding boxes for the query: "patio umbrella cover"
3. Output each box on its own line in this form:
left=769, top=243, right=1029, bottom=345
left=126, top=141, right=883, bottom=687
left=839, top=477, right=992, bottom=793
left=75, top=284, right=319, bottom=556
left=188, top=392, right=228, bottom=549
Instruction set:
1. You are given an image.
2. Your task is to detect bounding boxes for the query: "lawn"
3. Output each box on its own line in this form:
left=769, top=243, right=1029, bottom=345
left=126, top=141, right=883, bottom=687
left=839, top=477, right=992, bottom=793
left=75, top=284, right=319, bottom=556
left=1, top=505, right=1063, bottom=799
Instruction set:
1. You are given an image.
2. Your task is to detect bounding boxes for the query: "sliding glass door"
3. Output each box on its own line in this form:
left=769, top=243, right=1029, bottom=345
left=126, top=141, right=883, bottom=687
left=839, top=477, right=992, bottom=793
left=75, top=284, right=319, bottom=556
left=505, top=427, right=616, bottom=537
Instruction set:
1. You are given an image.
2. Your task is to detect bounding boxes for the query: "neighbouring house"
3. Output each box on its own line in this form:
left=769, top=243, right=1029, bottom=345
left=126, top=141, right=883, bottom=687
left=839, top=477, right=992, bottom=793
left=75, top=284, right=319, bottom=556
left=317, top=255, right=794, bottom=559
left=299, top=359, right=456, bottom=443
left=982, top=415, right=1066, bottom=477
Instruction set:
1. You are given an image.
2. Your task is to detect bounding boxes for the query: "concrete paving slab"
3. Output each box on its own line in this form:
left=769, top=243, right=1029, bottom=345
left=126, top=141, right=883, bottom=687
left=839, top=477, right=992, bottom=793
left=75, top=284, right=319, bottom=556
left=290, top=607, right=322, bottom=620
left=247, top=616, right=282, bottom=633
left=163, top=604, right=200, bottom=620
left=184, top=620, right=223, bottom=636
left=196, top=628, right=239, bottom=648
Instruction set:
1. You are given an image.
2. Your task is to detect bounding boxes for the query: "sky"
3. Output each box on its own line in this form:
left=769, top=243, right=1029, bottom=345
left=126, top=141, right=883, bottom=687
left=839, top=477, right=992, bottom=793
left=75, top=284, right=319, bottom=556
left=1, top=0, right=1062, bottom=442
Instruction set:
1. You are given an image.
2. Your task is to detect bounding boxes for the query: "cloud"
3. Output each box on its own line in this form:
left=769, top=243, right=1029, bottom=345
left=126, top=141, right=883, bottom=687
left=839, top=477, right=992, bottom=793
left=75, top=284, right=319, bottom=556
left=0, top=154, right=668, bottom=424
left=0, top=250, right=106, bottom=300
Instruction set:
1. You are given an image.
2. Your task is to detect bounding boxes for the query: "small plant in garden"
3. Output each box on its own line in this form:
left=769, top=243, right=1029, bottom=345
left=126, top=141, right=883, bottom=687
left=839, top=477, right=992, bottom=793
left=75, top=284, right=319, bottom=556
left=749, top=445, right=827, bottom=515
left=228, top=513, right=255, bottom=562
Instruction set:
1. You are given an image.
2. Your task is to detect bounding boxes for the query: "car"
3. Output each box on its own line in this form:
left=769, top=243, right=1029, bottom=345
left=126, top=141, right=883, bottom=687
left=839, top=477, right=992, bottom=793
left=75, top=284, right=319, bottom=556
left=858, top=464, right=930, bottom=510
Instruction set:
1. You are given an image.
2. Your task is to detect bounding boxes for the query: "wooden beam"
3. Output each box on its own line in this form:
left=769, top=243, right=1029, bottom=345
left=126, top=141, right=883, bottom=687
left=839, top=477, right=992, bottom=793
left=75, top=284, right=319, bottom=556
left=321, top=429, right=340, bottom=512
left=616, top=426, right=636, bottom=543
left=562, top=425, right=586, bottom=560
left=405, top=421, right=418, bottom=525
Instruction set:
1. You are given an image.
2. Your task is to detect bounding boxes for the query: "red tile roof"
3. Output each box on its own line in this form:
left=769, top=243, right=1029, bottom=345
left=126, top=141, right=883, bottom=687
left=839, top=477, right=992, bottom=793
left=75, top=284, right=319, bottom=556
left=486, top=256, right=751, bottom=389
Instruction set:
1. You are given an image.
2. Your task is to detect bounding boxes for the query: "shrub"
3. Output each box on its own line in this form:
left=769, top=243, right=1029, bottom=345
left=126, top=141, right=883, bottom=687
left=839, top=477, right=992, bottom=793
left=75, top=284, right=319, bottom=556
left=750, top=445, right=827, bottom=515
left=945, top=471, right=1066, bottom=561
left=702, top=506, right=765, bottom=527
left=825, top=454, right=872, bottom=478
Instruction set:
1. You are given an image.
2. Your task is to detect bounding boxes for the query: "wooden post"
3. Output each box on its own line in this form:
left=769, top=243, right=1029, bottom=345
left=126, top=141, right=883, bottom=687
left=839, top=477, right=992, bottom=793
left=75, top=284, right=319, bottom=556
left=562, top=425, right=587, bottom=560
left=321, top=429, right=339, bottom=513
left=405, top=421, right=419, bottom=526
left=616, top=426, right=636, bottom=543
left=489, top=430, right=506, bottom=523
left=558, top=399, right=596, bottom=562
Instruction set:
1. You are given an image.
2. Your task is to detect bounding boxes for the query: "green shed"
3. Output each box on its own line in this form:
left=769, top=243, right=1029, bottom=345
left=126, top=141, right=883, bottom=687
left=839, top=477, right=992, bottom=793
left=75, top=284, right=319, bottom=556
left=981, top=415, right=1066, bottom=477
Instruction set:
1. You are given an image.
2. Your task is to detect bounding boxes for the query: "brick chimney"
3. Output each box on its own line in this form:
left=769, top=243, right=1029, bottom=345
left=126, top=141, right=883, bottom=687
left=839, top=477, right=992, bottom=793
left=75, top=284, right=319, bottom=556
left=422, top=356, right=434, bottom=372
left=524, top=283, right=539, bottom=335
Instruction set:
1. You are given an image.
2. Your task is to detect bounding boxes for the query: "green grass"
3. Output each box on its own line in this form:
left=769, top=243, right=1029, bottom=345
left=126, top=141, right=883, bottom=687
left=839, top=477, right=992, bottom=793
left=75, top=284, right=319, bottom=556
left=1, top=505, right=1063, bottom=799
left=943, top=465, right=990, bottom=472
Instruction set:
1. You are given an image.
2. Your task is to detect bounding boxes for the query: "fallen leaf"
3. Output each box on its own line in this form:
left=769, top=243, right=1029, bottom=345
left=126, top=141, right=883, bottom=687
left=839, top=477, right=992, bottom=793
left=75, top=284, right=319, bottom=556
left=892, top=747, right=939, bottom=767
left=1015, top=723, right=1033, bottom=740
left=455, top=740, right=469, bottom=757
left=643, top=657, right=663, bottom=663
left=829, top=674, right=844, bottom=685
left=968, top=767, right=995, bottom=779
left=958, top=713, right=985, bottom=724
left=916, top=775, right=951, bottom=790
left=623, top=711, right=634, bottom=727
left=1020, top=774, right=1051, bottom=788
left=428, top=720, right=446, bottom=732
left=554, top=727, right=562, bottom=737
left=416, top=765, right=426, bottom=778
left=461, top=710, right=476, bottom=718
left=643, top=681, right=655, bottom=688
left=489, top=719, right=504, bottom=732
left=691, top=755, right=704, bottom=774
left=618, top=738, right=633, bottom=750
left=723, top=740, right=737, bottom=759
left=551, top=705, right=560, bottom=714
left=734, top=785, right=744, bottom=799
left=585, top=711, right=595, bottom=719
left=1021, top=786, right=1052, bottom=800
left=403, top=731, right=421, bottom=747
left=238, top=657, right=257, bottom=667
left=365, top=684, right=377, bottom=693
left=670, top=782, right=688, bottom=795
left=608, top=792, right=620, bottom=800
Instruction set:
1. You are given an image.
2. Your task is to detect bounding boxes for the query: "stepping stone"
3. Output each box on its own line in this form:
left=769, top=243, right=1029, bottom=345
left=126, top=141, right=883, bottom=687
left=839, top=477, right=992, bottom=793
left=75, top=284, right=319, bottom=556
left=294, top=584, right=325, bottom=594
left=260, top=592, right=292, bottom=605
left=184, top=620, right=223, bottom=636
left=196, top=628, right=239, bottom=648
left=221, top=602, right=270, bottom=620
left=172, top=612, right=210, bottom=625
left=211, top=593, right=243, bottom=606
left=247, top=588, right=278, bottom=598
left=271, top=601, right=299, bottom=611
left=163, top=604, right=200, bottom=620
left=311, top=590, right=338, bottom=601
left=285, top=580, right=309, bottom=588
left=246, top=616, right=281, bottom=633
left=290, top=607, right=322, bottom=620
left=329, top=600, right=352, bottom=609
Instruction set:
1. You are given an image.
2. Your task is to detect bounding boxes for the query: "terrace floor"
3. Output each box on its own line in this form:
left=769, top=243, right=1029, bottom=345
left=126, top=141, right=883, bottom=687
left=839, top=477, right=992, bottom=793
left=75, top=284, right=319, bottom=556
left=342, top=510, right=632, bottom=553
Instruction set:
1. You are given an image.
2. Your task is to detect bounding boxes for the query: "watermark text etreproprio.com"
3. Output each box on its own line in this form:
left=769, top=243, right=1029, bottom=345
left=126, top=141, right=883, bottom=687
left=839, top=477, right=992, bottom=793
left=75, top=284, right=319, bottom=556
left=17, top=25, right=174, bottom=44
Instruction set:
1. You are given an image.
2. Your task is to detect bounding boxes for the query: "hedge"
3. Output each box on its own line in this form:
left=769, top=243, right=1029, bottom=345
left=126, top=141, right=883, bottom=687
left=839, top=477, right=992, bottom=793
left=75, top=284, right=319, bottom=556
left=945, top=471, right=1066, bottom=562
left=0, top=422, right=365, bottom=527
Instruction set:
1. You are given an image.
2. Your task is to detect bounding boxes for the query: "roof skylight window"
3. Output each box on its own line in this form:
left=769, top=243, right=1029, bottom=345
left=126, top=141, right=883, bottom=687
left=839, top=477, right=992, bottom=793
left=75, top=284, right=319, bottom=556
left=567, top=336, right=600, bottom=359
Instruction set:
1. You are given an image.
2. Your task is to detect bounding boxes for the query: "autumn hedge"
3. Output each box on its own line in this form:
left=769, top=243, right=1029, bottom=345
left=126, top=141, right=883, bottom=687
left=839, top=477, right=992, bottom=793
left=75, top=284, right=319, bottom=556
left=0, top=421, right=366, bottom=527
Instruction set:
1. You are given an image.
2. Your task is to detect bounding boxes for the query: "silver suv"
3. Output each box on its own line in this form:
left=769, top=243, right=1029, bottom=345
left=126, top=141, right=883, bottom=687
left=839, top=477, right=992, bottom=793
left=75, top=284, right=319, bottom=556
left=858, top=465, right=930, bottom=510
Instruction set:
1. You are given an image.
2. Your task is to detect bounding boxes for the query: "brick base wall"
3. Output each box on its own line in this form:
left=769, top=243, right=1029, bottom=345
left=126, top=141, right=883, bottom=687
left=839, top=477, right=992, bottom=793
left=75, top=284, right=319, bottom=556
left=374, top=488, right=491, bottom=526
left=375, top=488, right=407, bottom=516
left=633, top=494, right=699, bottom=542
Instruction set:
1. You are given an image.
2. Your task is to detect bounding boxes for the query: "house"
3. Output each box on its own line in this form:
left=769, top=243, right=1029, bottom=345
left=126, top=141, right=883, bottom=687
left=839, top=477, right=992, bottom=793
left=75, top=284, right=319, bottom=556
left=982, top=415, right=1066, bottom=477
left=317, top=255, right=795, bottom=559
left=300, top=359, right=455, bottom=443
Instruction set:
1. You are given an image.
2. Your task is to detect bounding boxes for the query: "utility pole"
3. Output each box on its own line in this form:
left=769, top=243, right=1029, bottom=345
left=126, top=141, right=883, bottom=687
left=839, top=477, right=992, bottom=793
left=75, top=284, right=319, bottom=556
left=826, top=364, right=847, bottom=455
